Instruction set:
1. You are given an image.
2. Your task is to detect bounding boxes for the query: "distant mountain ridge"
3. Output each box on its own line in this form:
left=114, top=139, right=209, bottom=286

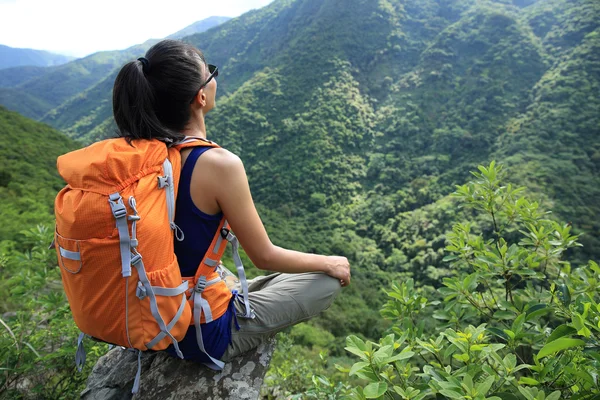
left=0, top=44, right=75, bottom=70
left=0, top=16, right=231, bottom=119
left=168, top=16, right=231, bottom=39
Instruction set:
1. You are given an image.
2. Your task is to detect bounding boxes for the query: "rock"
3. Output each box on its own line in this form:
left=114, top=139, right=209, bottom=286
left=81, top=338, right=276, bottom=400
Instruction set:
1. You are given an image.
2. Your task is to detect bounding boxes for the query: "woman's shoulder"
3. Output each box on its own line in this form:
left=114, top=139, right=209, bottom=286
left=189, top=147, right=246, bottom=187
left=199, top=147, right=243, bottom=171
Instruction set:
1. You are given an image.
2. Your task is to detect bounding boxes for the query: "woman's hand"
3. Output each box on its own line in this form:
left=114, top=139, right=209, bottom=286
left=325, top=256, right=351, bottom=287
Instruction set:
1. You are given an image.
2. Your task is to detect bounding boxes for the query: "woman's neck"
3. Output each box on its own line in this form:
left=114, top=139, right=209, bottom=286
left=183, top=114, right=207, bottom=139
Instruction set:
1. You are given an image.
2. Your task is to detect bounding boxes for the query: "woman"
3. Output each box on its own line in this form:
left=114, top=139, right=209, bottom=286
left=112, top=39, right=350, bottom=366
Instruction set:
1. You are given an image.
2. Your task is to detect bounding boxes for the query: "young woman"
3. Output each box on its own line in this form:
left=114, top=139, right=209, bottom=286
left=112, top=39, right=350, bottom=366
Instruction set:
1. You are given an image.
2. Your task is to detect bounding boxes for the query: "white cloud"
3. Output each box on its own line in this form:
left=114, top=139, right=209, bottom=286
left=0, top=0, right=274, bottom=57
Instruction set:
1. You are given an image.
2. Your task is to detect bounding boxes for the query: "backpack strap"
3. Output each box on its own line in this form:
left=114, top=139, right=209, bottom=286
left=176, top=136, right=255, bottom=368
left=174, top=136, right=221, bottom=151
left=190, top=219, right=254, bottom=370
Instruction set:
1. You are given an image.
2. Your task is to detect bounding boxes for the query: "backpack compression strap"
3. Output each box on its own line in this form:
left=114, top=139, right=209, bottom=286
left=196, top=218, right=253, bottom=319
left=189, top=217, right=253, bottom=370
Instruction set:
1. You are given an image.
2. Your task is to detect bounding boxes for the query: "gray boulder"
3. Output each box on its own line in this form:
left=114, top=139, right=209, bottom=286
left=81, top=339, right=276, bottom=400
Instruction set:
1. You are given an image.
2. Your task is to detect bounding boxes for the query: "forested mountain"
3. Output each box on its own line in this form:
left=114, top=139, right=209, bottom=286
left=0, top=106, right=79, bottom=242
left=192, top=0, right=599, bottom=264
left=0, top=44, right=75, bottom=70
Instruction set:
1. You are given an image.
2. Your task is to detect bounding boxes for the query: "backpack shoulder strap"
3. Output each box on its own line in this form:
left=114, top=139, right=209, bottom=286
left=174, top=136, right=221, bottom=151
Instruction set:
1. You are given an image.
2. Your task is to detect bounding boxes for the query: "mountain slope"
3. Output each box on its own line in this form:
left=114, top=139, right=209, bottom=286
left=0, top=42, right=158, bottom=121
left=0, top=65, right=47, bottom=88
left=0, top=106, right=79, bottom=242
left=0, top=44, right=75, bottom=69
left=496, top=0, right=600, bottom=256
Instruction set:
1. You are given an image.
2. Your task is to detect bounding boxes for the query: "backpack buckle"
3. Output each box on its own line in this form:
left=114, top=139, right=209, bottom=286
left=220, top=228, right=235, bottom=242
left=136, top=282, right=147, bottom=300
left=157, top=176, right=169, bottom=188
left=195, top=276, right=207, bottom=293
left=131, top=253, right=142, bottom=266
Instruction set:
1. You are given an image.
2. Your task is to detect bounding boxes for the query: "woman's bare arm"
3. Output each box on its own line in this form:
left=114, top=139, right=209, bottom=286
left=189, top=147, right=351, bottom=285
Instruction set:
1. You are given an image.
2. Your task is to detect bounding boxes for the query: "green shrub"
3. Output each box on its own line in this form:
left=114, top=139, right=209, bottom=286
left=341, top=162, right=599, bottom=399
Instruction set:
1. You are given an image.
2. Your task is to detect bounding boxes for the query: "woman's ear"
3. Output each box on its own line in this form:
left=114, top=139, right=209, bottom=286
left=192, top=90, right=207, bottom=107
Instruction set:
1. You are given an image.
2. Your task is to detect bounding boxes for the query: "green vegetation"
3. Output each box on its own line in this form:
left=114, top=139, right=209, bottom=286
left=339, top=162, right=599, bottom=399
left=0, top=0, right=599, bottom=398
left=0, top=106, right=79, bottom=243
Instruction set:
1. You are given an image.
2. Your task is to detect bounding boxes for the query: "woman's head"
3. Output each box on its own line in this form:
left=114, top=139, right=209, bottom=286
left=112, top=39, right=214, bottom=143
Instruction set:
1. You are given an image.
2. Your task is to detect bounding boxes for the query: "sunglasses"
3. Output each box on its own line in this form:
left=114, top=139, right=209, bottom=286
left=190, top=64, right=218, bottom=103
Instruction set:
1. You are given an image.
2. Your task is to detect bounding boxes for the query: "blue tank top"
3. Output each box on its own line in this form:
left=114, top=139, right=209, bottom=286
left=166, top=146, right=234, bottom=362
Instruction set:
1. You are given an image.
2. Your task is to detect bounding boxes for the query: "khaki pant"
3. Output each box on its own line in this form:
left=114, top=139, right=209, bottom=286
left=221, top=273, right=341, bottom=362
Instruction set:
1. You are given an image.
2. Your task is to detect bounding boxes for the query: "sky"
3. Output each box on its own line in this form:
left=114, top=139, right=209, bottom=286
left=0, top=0, right=275, bottom=57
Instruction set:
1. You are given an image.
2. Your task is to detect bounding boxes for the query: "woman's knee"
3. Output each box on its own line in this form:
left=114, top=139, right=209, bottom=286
left=307, top=273, right=342, bottom=313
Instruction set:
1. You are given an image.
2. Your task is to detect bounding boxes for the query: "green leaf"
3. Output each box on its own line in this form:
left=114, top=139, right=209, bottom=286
left=517, top=387, right=535, bottom=400
left=525, top=304, right=547, bottom=315
left=349, top=361, right=369, bottom=376
left=383, top=351, right=414, bottom=364
left=503, top=329, right=516, bottom=339
left=345, top=345, right=369, bottom=360
left=546, top=325, right=577, bottom=343
left=525, top=304, right=550, bottom=321
left=347, top=335, right=368, bottom=351
left=511, top=313, right=526, bottom=335
left=518, top=377, right=539, bottom=385
left=346, top=335, right=369, bottom=360
left=475, top=375, right=495, bottom=395
left=487, top=327, right=509, bottom=341
left=546, top=391, right=562, bottom=400
left=462, top=374, right=474, bottom=393
left=571, top=313, right=592, bottom=338
left=363, top=382, right=388, bottom=399
left=559, top=284, right=571, bottom=306
left=494, top=310, right=516, bottom=320
left=536, top=338, right=585, bottom=359
left=439, top=389, right=464, bottom=399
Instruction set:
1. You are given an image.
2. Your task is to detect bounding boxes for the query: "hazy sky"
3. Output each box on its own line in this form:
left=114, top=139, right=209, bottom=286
left=0, top=0, right=275, bottom=57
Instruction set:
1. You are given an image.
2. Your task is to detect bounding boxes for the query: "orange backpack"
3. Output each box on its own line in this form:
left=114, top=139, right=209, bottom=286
left=54, top=137, right=252, bottom=392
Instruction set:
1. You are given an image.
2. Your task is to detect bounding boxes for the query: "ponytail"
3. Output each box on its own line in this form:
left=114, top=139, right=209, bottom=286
left=112, top=40, right=207, bottom=144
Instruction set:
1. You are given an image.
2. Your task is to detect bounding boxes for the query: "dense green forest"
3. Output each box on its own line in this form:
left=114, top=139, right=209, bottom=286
left=0, top=0, right=598, bottom=398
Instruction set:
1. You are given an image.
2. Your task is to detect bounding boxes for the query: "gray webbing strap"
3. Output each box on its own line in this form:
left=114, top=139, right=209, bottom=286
left=108, top=193, right=132, bottom=277
left=75, top=332, right=86, bottom=372
left=132, top=350, right=142, bottom=394
left=132, top=254, right=183, bottom=358
left=150, top=281, right=188, bottom=297
left=192, top=276, right=225, bottom=370
left=59, top=246, right=80, bottom=261
left=162, top=159, right=185, bottom=242
left=226, top=232, right=254, bottom=319
left=204, top=258, right=218, bottom=267
left=146, top=292, right=188, bottom=350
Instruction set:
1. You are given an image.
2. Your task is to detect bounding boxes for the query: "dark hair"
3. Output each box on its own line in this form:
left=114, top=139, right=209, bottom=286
left=112, top=39, right=208, bottom=144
